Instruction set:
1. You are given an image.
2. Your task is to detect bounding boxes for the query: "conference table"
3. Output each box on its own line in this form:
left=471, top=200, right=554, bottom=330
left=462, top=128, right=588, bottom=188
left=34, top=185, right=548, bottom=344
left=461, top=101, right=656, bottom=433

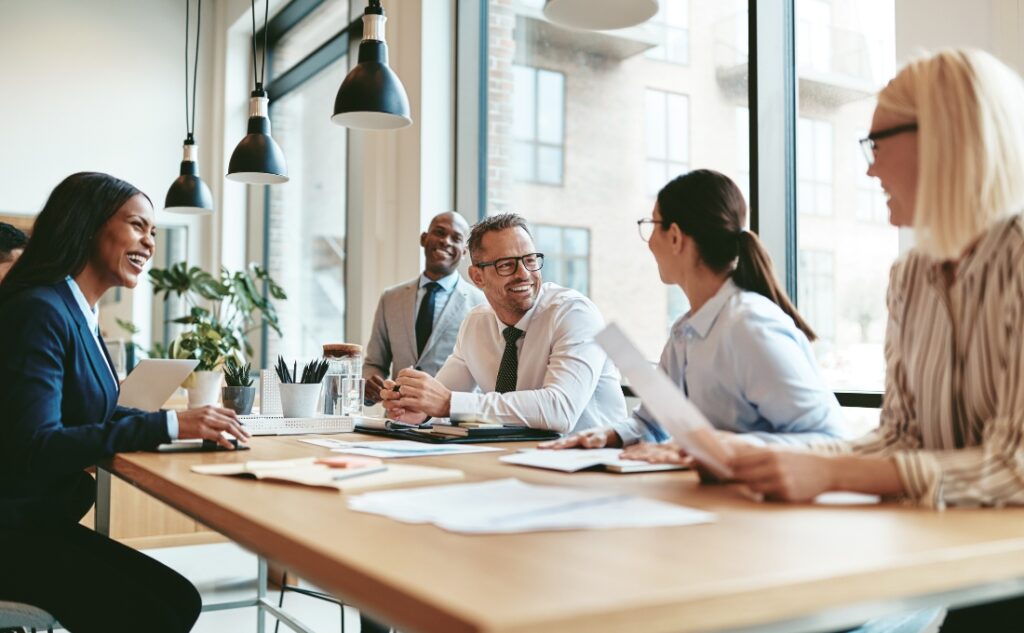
left=95, top=435, right=1024, bottom=633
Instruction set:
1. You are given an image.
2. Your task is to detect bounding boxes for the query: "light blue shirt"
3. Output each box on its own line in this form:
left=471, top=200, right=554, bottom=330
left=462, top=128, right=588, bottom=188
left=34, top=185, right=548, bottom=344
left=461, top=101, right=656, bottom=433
left=611, top=278, right=844, bottom=446
left=65, top=277, right=178, bottom=439
left=414, top=270, right=459, bottom=326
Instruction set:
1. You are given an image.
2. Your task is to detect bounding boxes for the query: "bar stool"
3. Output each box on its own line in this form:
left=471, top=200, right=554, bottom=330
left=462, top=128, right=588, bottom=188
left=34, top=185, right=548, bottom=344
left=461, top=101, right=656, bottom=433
left=0, top=601, right=58, bottom=632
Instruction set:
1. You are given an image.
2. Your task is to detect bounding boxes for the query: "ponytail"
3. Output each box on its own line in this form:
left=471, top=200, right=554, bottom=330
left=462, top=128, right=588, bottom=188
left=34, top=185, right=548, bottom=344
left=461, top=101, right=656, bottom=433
left=734, top=230, right=817, bottom=341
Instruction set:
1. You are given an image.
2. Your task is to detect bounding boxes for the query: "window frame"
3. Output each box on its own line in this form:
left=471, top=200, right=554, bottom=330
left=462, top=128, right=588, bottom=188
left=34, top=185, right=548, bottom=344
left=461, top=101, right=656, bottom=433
left=511, top=64, right=567, bottom=187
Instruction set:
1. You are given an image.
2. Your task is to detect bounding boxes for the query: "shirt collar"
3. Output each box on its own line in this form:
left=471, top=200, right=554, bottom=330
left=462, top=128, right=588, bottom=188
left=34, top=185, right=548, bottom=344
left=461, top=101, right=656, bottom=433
left=419, top=270, right=459, bottom=292
left=65, top=276, right=100, bottom=335
left=677, top=278, right=740, bottom=340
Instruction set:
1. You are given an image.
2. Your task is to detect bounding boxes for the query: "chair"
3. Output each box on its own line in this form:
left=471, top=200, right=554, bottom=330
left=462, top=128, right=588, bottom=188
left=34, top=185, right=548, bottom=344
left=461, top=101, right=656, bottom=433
left=0, top=601, right=58, bottom=632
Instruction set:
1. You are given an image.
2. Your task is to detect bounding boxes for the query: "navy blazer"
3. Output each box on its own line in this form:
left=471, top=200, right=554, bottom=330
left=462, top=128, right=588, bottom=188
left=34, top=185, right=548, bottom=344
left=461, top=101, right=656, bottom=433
left=0, top=281, right=170, bottom=528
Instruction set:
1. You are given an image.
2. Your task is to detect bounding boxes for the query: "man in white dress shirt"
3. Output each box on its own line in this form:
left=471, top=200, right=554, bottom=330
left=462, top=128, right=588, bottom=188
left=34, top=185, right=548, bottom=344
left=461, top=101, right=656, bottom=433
left=381, top=213, right=626, bottom=433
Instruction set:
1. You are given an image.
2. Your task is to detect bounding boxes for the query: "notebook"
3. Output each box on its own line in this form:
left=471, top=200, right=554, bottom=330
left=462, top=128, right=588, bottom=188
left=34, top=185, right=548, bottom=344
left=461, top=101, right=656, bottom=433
left=500, top=449, right=689, bottom=474
left=191, top=457, right=463, bottom=492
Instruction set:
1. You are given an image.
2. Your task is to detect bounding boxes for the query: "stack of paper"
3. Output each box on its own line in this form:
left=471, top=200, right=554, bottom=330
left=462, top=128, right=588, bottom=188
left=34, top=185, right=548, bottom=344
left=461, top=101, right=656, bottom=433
left=500, top=448, right=687, bottom=473
left=348, top=478, right=716, bottom=534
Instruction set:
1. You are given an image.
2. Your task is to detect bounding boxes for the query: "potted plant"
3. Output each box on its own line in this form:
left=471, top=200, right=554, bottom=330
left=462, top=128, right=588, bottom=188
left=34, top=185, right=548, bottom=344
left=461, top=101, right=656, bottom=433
left=222, top=358, right=255, bottom=415
left=149, top=262, right=286, bottom=408
left=275, top=356, right=329, bottom=418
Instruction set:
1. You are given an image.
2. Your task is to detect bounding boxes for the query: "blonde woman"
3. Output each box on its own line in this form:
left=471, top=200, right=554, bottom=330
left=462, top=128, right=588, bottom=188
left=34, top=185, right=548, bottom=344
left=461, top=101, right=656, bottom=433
left=729, top=46, right=1024, bottom=629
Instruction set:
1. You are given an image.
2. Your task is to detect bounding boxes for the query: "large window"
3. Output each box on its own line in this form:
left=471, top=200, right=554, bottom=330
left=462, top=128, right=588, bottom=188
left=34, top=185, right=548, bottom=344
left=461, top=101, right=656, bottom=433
left=513, top=65, right=565, bottom=185
left=645, top=89, right=689, bottom=196
left=262, top=0, right=356, bottom=363
left=797, top=117, right=833, bottom=217
left=484, top=0, right=748, bottom=360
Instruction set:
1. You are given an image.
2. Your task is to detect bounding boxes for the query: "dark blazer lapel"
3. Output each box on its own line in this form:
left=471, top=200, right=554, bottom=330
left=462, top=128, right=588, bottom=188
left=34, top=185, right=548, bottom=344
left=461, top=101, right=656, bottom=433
left=55, top=282, right=117, bottom=414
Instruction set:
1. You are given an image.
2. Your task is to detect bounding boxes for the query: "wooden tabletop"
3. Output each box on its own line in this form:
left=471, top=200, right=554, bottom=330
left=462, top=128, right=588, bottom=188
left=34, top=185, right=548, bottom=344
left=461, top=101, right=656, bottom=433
left=103, top=437, right=1024, bottom=633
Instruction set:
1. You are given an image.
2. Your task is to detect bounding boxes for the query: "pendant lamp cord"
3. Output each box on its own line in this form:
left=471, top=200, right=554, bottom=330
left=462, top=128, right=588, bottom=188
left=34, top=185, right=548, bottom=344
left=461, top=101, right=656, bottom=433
left=184, top=0, right=201, bottom=142
left=251, top=0, right=269, bottom=90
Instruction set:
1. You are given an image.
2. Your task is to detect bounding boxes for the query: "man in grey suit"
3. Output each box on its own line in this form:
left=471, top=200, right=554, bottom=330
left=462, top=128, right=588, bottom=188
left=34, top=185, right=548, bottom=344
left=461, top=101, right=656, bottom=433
left=363, top=211, right=485, bottom=403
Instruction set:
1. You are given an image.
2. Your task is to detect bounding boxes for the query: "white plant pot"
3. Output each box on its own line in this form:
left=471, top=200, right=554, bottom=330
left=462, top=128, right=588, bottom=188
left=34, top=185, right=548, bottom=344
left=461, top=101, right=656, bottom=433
left=278, top=383, right=322, bottom=418
left=186, top=370, right=222, bottom=409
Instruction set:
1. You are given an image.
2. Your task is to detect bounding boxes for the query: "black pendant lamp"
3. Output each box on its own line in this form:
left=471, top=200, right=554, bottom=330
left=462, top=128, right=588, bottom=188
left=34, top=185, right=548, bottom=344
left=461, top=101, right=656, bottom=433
left=331, top=0, right=412, bottom=130
left=166, top=0, right=214, bottom=214
left=227, top=0, right=288, bottom=184
left=543, top=0, right=658, bottom=30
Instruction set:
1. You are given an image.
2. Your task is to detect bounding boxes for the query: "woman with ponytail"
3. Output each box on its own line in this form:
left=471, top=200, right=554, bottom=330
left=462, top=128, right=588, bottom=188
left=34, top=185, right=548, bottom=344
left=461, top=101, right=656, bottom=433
left=543, top=168, right=843, bottom=454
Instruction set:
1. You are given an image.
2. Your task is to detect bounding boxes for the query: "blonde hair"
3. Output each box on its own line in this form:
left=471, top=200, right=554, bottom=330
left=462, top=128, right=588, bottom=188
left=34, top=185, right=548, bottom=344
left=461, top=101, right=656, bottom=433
left=878, top=48, right=1024, bottom=259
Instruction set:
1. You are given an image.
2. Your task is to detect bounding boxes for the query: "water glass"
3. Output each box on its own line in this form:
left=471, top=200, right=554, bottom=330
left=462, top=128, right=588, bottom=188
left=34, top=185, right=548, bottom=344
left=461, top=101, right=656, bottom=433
left=341, top=377, right=365, bottom=416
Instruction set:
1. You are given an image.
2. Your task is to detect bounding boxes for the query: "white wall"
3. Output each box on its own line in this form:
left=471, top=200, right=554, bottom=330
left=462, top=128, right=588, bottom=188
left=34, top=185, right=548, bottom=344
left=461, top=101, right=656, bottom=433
left=0, top=0, right=217, bottom=347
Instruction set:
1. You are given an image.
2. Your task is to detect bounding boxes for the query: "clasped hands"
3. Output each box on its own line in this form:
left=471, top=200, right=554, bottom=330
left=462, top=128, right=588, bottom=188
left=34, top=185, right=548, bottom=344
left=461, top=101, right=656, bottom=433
left=379, top=368, right=453, bottom=424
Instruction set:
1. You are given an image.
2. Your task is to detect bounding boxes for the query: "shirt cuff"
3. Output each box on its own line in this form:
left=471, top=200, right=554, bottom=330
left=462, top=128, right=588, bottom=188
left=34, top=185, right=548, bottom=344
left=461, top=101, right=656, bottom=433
left=449, top=391, right=483, bottom=419
left=892, top=451, right=945, bottom=509
left=165, top=410, right=179, bottom=441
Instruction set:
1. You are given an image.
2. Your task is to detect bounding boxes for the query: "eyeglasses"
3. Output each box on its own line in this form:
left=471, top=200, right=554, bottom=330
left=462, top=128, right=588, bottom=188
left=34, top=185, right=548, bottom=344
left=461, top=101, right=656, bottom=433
left=474, top=252, right=544, bottom=276
left=859, top=123, right=918, bottom=166
left=637, top=217, right=668, bottom=242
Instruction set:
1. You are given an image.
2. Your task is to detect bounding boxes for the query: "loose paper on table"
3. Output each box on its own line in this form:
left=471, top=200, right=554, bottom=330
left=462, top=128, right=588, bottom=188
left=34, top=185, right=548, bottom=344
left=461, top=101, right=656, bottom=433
left=348, top=478, right=716, bottom=534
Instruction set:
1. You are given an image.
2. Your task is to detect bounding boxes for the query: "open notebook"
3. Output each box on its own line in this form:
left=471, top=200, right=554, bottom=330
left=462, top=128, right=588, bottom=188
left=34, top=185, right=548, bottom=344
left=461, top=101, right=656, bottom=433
left=191, top=457, right=463, bottom=492
left=500, top=449, right=689, bottom=474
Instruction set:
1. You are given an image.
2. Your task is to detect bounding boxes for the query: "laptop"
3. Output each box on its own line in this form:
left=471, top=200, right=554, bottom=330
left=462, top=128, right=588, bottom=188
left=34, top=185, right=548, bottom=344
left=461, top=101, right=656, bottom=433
left=117, top=359, right=199, bottom=411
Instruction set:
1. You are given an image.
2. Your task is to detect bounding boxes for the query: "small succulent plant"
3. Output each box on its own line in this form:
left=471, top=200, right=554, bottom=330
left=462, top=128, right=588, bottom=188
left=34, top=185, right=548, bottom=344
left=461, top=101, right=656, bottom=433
left=224, top=358, right=254, bottom=387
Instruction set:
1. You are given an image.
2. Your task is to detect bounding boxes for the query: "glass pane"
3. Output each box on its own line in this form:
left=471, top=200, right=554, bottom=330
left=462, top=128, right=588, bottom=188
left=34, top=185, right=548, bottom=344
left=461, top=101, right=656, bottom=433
left=270, top=0, right=351, bottom=78
left=564, top=227, right=588, bottom=254
left=267, top=55, right=349, bottom=361
left=513, top=141, right=536, bottom=181
left=534, top=225, right=561, bottom=254
left=645, top=90, right=667, bottom=160
left=536, top=70, right=564, bottom=143
left=666, top=93, right=689, bottom=162
left=796, top=0, right=896, bottom=391
left=486, top=0, right=748, bottom=360
left=513, top=65, right=536, bottom=140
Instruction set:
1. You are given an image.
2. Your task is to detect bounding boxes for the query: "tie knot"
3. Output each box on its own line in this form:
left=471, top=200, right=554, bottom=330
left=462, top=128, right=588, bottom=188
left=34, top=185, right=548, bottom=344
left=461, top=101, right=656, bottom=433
left=424, top=281, right=440, bottom=293
left=502, top=326, right=523, bottom=344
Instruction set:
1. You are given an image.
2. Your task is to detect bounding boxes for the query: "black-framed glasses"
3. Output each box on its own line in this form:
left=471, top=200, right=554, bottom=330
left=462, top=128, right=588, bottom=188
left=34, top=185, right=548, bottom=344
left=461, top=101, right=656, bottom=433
left=637, top=217, right=668, bottom=242
left=474, top=252, right=544, bottom=276
left=859, top=123, right=918, bottom=166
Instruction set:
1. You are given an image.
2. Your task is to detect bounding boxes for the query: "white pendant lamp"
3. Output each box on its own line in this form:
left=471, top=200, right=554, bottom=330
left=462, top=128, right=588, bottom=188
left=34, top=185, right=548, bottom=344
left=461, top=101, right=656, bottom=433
left=543, top=0, right=659, bottom=31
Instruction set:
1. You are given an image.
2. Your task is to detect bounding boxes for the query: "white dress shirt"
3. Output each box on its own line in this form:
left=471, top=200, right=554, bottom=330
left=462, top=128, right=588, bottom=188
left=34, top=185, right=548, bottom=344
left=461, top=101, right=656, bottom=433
left=439, top=283, right=627, bottom=433
left=414, top=270, right=459, bottom=325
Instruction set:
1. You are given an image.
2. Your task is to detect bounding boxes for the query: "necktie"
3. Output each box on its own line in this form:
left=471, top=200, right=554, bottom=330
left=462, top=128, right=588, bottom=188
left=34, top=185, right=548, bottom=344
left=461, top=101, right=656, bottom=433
left=495, top=326, right=524, bottom=394
left=415, top=282, right=441, bottom=357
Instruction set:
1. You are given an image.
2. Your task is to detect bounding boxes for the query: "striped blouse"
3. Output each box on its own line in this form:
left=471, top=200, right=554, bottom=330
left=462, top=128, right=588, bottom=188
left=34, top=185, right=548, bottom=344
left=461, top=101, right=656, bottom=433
left=821, top=214, right=1024, bottom=509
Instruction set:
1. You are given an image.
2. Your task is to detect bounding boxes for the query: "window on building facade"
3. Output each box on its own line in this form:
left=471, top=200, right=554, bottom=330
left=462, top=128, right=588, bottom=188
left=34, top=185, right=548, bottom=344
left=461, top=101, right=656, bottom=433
left=484, top=0, right=748, bottom=361
left=645, top=89, right=689, bottom=196
left=513, top=64, right=565, bottom=185
left=534, top=224, right=590, bottom=295
left=644, top=0, right=690, bottom=65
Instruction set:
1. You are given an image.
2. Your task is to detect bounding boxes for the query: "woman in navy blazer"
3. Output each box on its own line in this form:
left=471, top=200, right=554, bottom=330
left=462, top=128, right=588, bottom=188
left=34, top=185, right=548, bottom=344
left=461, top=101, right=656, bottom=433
left=0, top=173, right=248, bottom=633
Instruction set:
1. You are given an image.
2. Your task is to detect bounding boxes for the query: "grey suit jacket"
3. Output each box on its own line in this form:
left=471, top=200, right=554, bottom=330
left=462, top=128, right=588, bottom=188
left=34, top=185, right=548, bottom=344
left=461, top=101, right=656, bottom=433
left=364, top=274, right=486, bottom=380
